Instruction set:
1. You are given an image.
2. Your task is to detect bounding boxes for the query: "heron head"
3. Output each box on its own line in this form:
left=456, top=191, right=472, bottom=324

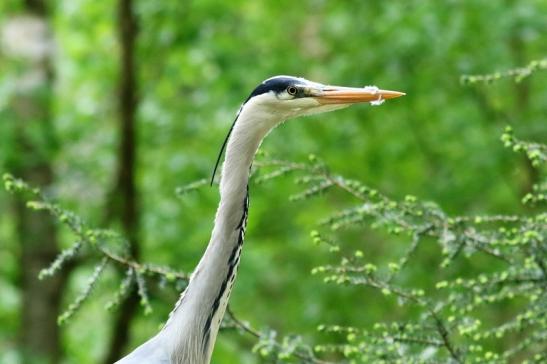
left=210, top=76, right=405, bottom=185
left=245, top=75, right=405, bottom=120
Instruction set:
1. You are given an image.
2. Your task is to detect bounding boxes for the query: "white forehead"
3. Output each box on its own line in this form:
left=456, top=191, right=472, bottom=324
left=264, top=75, right=305, bottom=82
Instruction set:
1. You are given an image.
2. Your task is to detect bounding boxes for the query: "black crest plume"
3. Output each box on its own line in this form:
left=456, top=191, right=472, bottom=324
left=210, top=77, right=298, bottom=185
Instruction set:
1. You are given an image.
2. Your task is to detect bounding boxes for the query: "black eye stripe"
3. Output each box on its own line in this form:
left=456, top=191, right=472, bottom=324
left=213, top=76, right=305, bottom=184
left=246, top=76, right=302, bottom=101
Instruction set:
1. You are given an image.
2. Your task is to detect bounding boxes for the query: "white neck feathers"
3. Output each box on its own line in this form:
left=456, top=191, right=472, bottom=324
left=162, top=96, right=282, bottom=363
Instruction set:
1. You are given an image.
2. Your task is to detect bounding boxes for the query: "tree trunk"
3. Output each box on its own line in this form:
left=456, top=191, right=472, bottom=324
left=508, top=26, right=539, bottom=198
left=2, top=1, right=65, bottom=362
left=103, top=0, right=141, bottom=362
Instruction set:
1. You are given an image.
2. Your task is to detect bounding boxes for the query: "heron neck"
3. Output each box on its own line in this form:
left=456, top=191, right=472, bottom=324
left=162, top=107, right=276, bottom=363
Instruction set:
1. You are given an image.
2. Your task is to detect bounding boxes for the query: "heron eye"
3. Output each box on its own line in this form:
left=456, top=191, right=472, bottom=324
left=286, top=86, right=298, bottom=96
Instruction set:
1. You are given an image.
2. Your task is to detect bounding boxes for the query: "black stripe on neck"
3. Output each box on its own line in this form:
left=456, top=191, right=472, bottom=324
left=202, top=186, right=250, bottom=352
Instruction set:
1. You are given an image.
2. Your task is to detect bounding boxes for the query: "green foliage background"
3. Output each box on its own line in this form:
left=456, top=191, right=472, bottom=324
left=0, top=0, right=546, bottom=363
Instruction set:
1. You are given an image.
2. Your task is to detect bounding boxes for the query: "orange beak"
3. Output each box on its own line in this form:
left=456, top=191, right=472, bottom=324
left=313, top=86, right=405, bottom=105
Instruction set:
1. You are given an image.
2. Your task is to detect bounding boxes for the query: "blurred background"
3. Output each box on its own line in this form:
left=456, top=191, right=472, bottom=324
left=0, top=0, right=545, bottom=363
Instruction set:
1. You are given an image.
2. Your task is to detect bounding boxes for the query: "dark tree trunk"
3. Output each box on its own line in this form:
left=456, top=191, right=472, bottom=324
left=103, top=0, right=141, bottom=362
left=5, top=1, right=65, bottom=362
left=508, top=29, right=539, bottom=198
left=15, top=166, right=64, bottom=364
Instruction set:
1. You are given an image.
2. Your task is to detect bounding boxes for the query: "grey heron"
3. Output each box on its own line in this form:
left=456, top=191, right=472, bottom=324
left=116, top=76, right=404, bottom=364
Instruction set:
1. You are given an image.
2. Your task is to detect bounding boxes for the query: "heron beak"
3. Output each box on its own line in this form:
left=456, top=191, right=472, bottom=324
left=312, top=85, right=405, bottom=105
